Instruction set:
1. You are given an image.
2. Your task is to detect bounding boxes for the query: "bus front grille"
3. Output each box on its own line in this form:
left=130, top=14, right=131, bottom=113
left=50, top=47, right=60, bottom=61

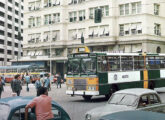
left=74, top=79, right=86, bottom=90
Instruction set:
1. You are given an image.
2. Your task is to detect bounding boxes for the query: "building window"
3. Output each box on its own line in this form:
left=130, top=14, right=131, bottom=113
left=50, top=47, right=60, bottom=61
left=15, top=10, right=19, bottom=15
left=100, top=5, right=109, bottom=17
left=154, top=23, right=161, bottom=36
left=154, top=4, right=159, bottom=15
left=8, top=6, right=12, bottom=12
left=8, top=0, right=12, bottom=3
left=44, top=14, right=51, bottom=25
left=120, top=5, right=124, bottom=15
left=0, top=21, right=4, bottom=26
left=8, top=24, right=12, bottom=29
left=69, top=11, right=77, bottom=22
left=0, top=2, right=5, bottom=8
left=8, top=32, right=12, bottom=37
left=36, top=17, right=41, bottom=26
left=89, top=7, right=97, bottom=19
left=119, top=25, right=124, bottom=36
left=15, top=2, right=19, bottom=7
left=0, top=30, right=4, bottom=35
left=0, top=11, right=4, bottom=17
left=131, top=2, right=141, bottom=14
left=78, top=10, right=85, bottom=21
left=53, top=13, right=60, bottom=23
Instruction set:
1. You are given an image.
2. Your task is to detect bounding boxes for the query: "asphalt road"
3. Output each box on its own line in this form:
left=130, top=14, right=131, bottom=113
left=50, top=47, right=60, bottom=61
left=1, top=83, right=165, bottom=120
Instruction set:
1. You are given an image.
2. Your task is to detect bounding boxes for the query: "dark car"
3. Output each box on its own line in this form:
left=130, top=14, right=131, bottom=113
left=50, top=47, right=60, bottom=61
left=0, top=96, right=70, bottom=120
left=100, top=110, right=165, bottom=120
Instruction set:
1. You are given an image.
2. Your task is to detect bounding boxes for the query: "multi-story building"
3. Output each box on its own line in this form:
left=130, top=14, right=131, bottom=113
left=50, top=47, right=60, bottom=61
left=21, top=0, right=165, bottom=75
left=0, top=0, right=23, bottom=66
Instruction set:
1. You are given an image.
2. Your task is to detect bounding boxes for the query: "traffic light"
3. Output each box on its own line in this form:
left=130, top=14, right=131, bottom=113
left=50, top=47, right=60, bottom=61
left=95, top=9, right=102, bottom=23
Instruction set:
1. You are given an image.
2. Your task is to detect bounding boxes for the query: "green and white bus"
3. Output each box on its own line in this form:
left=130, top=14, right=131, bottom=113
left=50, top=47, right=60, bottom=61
left=66, top=46, right=165, bottom=100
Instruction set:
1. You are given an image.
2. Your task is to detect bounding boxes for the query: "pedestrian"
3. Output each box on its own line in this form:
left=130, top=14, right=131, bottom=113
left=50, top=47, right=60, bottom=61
left=25, top=73, right=30, bottom=92
left=0, top=77, right=5, bottom=98
left=56, top=73, right=62, bottom=88
left=21, top=73, right=25, bottom=85
left=35, top=78, right=41, bottom=96
left=1, top=74, right=5, bottom=86
left=44, top=73, right=51, bottom=91
left=11, top=74, right=22, bottom=96
left=40, top=74, right=44, bottom=87
left=25, top=87, right=54, bottom=120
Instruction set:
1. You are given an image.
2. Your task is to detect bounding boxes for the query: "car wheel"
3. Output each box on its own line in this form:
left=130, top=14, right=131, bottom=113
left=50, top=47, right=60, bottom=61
left=83, top=95, right=92, bottom=101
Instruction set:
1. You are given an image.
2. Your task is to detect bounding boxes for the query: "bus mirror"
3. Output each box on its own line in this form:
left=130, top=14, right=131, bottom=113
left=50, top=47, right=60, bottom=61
left=103, top=60, right=107, bottom=64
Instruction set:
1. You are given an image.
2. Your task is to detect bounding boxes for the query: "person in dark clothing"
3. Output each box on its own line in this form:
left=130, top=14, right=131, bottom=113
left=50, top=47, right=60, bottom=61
left=56, top=73, right=62, bottom=88
left=0, top=77, right=5, bottom=98
left=11, top=74, right=22, bottom=96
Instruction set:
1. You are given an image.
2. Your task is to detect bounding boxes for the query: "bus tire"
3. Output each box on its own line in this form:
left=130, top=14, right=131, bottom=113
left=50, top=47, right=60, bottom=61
left=149, top=81, right=155, bottom=90
left=106, top=85, right=119, bottom=100
left=83, top=95, right=92, bottom=101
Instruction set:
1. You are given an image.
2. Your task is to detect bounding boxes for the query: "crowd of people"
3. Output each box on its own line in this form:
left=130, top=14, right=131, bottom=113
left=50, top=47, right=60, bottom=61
left=0, top=72, right=64, bottom=98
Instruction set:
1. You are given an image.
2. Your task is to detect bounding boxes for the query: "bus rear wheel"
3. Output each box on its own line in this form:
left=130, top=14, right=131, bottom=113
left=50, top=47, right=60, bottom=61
left=106, top=85, right=119, bottom=99
left=149, top=81, right=155, bottom=90
left=83, top=95, right=92, bottom=101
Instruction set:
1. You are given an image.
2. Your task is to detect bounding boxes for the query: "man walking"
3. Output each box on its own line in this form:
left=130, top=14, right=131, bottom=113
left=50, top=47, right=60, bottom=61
left=25, top=87, right=54, bottom=120
left=44, top=73, right=50, bottom=91
left=25, top=73, right=30, bottom=92
left=11, top=74, right=22, bottom=96
left=0, top=77, right=5, bottom=98
left=56, top=73, right=62, bottom=88
left=35, top=78, right=41, bottom=96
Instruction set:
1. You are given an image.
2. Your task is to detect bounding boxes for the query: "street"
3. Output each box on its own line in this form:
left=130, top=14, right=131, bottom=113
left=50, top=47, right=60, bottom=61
left=1, top=83, right=165, bottom=120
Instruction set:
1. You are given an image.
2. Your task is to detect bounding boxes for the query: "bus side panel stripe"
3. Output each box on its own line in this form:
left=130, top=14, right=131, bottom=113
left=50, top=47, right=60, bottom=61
left=143, top=70, right=148, bottom=88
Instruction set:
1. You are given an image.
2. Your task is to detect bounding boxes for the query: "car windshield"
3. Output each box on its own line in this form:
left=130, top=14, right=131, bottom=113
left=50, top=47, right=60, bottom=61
left=0, top=104, right=10, bottom=120
left=81, top=58, right=96, bottom=74
left=108, top=93, right=138, bottom=106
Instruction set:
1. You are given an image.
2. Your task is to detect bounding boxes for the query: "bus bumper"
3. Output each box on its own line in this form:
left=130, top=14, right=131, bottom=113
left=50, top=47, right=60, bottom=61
left=66, top=90, right=99, bottom=96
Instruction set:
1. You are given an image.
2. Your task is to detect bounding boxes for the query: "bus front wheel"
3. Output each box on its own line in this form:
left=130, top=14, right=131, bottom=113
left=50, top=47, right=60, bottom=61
left=83, top=95, right=92, bottom=101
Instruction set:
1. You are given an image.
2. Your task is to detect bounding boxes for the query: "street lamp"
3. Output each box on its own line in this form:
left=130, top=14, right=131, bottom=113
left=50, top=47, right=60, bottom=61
left=48, top=25, right=52, bottom=75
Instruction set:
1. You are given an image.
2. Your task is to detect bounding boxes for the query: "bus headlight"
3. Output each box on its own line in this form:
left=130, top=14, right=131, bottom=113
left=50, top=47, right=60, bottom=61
left=88, top=86, right=96, bottom=91
left=67, top=86, right=72, bottom=90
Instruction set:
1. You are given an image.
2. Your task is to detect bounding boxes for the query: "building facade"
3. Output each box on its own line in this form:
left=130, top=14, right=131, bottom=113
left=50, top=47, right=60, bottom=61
left=22, top=0, right=165, bottom=75
left=0, top=0, right=23, bottom=66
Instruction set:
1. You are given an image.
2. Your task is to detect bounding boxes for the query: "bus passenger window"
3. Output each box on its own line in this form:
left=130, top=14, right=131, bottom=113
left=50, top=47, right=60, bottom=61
left=121, top=56, right=133, bottom=71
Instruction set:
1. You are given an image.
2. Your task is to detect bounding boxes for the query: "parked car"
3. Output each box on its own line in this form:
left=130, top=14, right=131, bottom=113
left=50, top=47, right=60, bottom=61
left=5, top=75, right=14, bottom=83
left=85, top=88, right=162, bottom=120
left=99, top=110, right=165, bottom=120
left=0, top=96, right=71, bottom=120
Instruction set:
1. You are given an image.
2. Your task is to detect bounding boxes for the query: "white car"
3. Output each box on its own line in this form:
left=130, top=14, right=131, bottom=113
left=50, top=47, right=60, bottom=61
left=85, top=88, right=161, bottom=120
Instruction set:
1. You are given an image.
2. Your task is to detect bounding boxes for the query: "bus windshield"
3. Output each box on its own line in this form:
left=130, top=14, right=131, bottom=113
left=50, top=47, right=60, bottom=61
left=67, top=57, right=96, bottom=75
left=81, top=58, right=96, bottom=74
left=68, top=58, right=80, bottom=74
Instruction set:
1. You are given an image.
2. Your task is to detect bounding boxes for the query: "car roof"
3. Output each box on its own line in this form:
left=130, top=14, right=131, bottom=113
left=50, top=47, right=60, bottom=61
left=0, top=96, right=61, bottom=110
left=100, top=110, right=165, bottom=120
left=114, top=88, right=157, bottom=96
